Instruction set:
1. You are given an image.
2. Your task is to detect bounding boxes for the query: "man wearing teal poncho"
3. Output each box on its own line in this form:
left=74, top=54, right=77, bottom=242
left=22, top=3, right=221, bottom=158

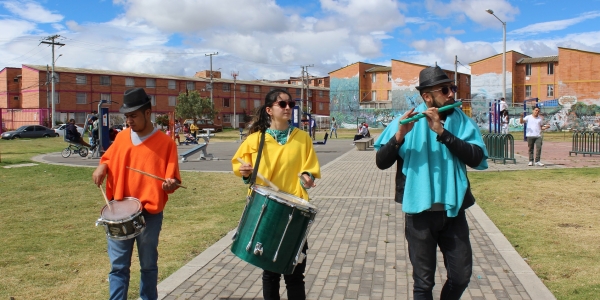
left=375, top=66, right=488, bottom=300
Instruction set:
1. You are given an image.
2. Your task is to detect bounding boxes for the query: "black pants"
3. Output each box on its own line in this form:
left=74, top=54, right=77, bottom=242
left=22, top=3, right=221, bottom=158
left=262, top=242, right=308, bottom=300
left=405, top=210, right=472, bottom=300
left=353, top=134, right=364, bottom=141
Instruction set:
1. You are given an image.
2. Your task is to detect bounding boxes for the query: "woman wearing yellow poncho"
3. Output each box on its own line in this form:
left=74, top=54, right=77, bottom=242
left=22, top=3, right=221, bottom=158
left=231, top=88, right=320, bottom=300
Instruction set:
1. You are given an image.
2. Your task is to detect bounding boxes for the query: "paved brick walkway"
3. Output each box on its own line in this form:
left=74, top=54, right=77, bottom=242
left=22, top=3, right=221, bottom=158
left=156, top=148, right=557, bottom=300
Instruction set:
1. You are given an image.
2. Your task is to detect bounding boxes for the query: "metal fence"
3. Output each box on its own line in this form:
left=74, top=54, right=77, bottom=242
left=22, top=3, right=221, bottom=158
left=482, top=133, right=516, bottom=164
left=570, top=131, right=600, bottom=156
left=0, top=108, right=51, bottom=134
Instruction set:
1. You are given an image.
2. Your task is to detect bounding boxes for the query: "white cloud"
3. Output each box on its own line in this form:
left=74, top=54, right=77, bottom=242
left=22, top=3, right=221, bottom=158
left=424, top=0, right=519, bottom=28
left=319, top=0, right=406, bottom=33
left=1, top=0, right=63, bottom=23
left=115, top=0, right=287, bottom=34
left=510, top=11, right=600, bottom=35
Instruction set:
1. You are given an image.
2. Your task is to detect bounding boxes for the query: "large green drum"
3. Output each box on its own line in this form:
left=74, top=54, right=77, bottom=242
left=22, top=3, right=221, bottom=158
left=231, top=185, right=317, bottom=274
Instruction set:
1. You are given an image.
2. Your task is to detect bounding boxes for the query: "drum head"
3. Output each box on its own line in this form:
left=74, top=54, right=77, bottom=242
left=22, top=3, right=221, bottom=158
left=252, top=185, right=317, bottom=212
left=101, top=197, right=142, bottom=221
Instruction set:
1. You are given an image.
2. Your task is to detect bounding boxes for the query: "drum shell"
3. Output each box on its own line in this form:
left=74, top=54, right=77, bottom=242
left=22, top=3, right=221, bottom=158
left=97, top=197, right=146, bottom=240
left=231, top=186, right=317, bottom=274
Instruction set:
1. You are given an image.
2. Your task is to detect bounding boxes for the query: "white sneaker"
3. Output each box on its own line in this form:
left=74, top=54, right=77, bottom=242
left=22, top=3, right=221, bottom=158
left=535, top=161, right=545, bottom=167
left=528, top=161, right=533, bottom=166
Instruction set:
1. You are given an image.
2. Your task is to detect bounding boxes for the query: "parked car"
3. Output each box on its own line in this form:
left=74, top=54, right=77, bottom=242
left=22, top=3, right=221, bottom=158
left=1, top=125, right=58, bottom=139
left=53, top=124, right=85, bottom=137
left=183, top=119, right=223, bottom=132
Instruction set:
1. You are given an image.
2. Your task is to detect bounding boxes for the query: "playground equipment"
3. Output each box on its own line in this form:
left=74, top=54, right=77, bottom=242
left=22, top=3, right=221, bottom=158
left=570, top=131, right=600, bottom=156
left=179, top=129, right=216, bottom=162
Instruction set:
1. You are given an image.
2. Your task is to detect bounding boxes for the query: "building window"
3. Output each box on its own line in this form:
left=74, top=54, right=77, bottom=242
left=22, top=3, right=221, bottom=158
left=168, top=80, right=176, bottom=89
left=168, top=96, right=176, bottom=106
left=372, top=73, right=376, bottom=83
left=319, top=103, right=323, bottom=110
left=150, top=95, right=156, bottom=106
left=240, top=85, right=246, bottom=92
left=241, top=99, right=247, bottom=109
left=13, top=96, right=19, bottom=101
left=371, top=91, right=376, bottom=101
left=296, top=88, right=301, bottom=95
left=388, top=90, right=392, bottom=100
left=223, top=114, right=231, bottom=123
left=362, top=92, right=366, bottom=98
left=388, top=71, right=391, bottom=82
left=100, top=93, right=111, bottom=102
left=525, top=85, right=532, bottom=98
left=100, top=76, right=111, bottom=86
left=76, top=92, right=87, bottom=104
left=75, top=112, right=86, bottom=124
left=318, top=79, right=323, bottom=84
left=548, top=63, right=554, bottom=75
left=76, top=74, right=87, bottom=84
left=146, top=78, right=156, bottom=88
left=308, top=90, right=312, bottom=97
left=547, top=84, right=554, bottom=97
left=525, top=64, right=532, bottom=76
left=186, top=81, right=195, bottom=91
left=126, top=77, right=135, bottom=87
left=254, top=86, right=260, bottom=93
left=319, top=90, right=323, bottom=97
left=53, top=73, right=60, bottom=83
left=223, top=98, right=230, bottom=107
left=13, top=77, right=19, bottom=82
left=223, top=83, right=230, bottom=92
left=254, top=99, right=261, bottom=109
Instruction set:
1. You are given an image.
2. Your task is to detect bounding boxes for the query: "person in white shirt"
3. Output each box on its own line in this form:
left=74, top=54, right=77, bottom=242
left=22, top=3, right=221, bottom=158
left=499, top=98, right=508, bottom=112
left=520, top=107, right=550, bottom=166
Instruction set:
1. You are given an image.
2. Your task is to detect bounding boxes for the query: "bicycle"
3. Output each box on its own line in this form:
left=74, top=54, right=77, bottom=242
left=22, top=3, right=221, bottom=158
left=61, top=143, right=89, bottom=158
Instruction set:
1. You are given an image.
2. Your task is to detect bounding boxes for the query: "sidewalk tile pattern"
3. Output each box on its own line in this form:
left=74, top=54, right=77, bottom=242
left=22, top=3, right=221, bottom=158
left=162, top=150, right=537, bottom=299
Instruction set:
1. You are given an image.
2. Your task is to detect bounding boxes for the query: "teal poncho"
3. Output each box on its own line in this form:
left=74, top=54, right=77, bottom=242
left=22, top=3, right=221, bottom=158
left=375, top=103, right=488, bottom=217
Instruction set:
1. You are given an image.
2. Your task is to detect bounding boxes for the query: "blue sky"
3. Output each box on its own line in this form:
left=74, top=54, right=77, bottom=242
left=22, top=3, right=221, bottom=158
left=1, top=0, right=600, bottom=80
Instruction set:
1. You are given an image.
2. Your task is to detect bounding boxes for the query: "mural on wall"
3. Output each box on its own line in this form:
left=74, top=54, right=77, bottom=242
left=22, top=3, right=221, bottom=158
left=330, top=70, right=599, bottom=132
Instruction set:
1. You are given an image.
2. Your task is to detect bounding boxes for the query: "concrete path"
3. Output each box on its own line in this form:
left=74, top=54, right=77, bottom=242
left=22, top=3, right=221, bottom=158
left=154, top=146, right=558, bottom=300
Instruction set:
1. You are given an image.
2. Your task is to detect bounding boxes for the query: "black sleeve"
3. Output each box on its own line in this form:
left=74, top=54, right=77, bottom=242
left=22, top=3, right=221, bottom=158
left=436, top=129, right=484, bottom=168
left=376, top=136, right=403, bottom=170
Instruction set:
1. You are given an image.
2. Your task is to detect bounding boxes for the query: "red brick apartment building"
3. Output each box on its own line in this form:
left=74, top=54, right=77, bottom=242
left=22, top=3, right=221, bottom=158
left=329, top=61, right=470, bottom=111
left=0, top=65, right=330, bottom=129
left=470, top=47, right=600, bottom=106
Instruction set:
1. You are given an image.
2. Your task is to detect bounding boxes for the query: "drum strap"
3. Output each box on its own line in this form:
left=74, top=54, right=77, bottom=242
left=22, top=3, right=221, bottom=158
left=249, top=131, right=266, bottom=186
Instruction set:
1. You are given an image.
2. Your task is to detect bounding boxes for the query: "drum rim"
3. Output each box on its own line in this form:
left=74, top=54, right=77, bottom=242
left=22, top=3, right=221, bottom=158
left=251, top=185, right=318, bottom=213
left=100, top=197, right=143, bottom=222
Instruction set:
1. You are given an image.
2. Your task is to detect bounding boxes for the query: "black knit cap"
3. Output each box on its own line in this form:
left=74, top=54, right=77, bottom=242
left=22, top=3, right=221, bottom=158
left=415, top=66, right=453, bottom=91
left=119, top=88, right=151, bottom=113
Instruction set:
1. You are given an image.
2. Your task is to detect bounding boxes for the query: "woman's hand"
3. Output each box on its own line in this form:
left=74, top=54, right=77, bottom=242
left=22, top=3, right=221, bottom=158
left=239, top=162, right=253, bottom=177
left=301, top=173, right=316, bottom=188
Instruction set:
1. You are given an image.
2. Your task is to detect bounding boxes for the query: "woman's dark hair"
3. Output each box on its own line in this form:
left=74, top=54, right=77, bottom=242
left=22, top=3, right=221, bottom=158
left=249, top=89, right=293, bottom=134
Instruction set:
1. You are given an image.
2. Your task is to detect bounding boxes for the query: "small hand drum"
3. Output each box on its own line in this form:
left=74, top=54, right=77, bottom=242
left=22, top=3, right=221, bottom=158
left=96, top=197, right=146, bottom=240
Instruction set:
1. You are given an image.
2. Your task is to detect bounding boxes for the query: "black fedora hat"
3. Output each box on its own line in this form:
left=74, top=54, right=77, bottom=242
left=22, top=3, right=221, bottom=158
left=120, top=88, right=151, bottom=113
left=415, top=66, right=453, bottom=91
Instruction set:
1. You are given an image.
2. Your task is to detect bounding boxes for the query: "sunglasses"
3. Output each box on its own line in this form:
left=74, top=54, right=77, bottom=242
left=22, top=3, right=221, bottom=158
left=428, top=85, right=458, bottom=95
left=276, top=100, right=296, bottom=109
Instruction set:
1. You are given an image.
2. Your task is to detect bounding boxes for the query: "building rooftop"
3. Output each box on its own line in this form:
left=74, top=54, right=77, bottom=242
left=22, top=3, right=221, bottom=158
left=516, top=56, right=559, bottom=64
left=23, top=64, right=329, bottom=90
left=365, top=66, right=392, bottom=73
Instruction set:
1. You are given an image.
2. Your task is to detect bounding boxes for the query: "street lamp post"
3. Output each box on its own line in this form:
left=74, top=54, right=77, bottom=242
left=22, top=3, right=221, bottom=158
left=486, top=9, right=506, bottom=102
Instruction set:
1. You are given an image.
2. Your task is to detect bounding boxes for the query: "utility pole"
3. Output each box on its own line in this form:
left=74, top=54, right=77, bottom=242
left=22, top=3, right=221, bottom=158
left=300, top=66, right=305, bottom=114
left=454, top=55, right=458, bottom=96
left=41, top=35, right=64, bottom=126
left=231, top=71, right=238, bottom=130
left=301, top=64, right=314, bottom=114
left=205, top=52, right=218, bottom=105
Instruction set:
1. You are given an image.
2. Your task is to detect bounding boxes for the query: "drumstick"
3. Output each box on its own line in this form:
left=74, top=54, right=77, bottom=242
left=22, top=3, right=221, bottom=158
left=126, top=166, right=187, bottom=189
left=99, top=185, right=112, bottom=212
left=236, top=157, right=279, bottom=192
left=399, top=101, right=462, bottom=125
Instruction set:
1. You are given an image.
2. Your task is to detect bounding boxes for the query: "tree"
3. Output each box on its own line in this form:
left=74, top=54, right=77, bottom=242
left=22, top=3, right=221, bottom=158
left=174, top=91, right=218, bottom=121
left=155, top=114, right=169, bottom=128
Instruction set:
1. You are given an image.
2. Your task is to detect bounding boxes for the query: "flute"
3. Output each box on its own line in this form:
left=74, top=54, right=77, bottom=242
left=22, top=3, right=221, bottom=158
left=399, top=101, right=462, bottom=125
